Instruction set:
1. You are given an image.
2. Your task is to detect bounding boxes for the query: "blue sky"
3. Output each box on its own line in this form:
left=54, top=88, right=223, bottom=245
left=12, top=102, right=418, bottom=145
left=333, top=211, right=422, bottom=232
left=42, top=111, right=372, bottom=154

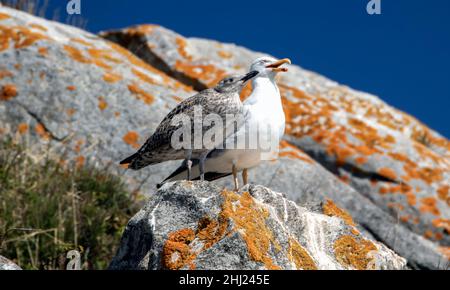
left=47, top=0, right=449, bottom=137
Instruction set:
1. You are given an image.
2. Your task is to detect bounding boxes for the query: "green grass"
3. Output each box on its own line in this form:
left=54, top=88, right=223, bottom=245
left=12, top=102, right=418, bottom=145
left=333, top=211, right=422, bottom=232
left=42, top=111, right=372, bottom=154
left=0, top=139, right=138, bottom=269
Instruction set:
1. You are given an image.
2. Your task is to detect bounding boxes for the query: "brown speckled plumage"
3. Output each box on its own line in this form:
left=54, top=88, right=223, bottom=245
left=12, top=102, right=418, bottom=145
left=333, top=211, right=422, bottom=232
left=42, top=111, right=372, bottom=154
left=120, top=72, right=257, bottom=170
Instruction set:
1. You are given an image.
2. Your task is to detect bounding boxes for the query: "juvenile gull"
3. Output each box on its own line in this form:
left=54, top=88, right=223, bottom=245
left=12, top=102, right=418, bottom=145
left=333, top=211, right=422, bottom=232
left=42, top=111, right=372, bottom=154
left=120, top=70, right=259, bottom=179
left=158, top=57, right=291, bottom=190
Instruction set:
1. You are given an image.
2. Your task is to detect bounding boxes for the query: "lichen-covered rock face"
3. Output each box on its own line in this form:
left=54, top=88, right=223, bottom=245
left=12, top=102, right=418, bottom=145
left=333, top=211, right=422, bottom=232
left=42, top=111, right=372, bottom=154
left=0, top=6, right=194, bottom=190
left=109, top=181, right=407, bottom=270
left=102, top=25, right=450, bottom=268
left=0, top=256, right=21, bottom=270
left=0, top=7, right=448, bottom=269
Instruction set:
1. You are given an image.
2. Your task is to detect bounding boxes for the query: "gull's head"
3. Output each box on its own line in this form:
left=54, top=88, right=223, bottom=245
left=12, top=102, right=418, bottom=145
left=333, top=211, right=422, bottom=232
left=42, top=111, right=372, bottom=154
left=249, top=56, right=291, bottom=79
left=214, top=70, right=259, bottom=93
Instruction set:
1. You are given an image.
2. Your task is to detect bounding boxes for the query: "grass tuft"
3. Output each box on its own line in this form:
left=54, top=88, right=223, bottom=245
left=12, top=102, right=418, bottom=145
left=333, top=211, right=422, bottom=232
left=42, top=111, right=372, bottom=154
left=0, top=139, right=138, bottom=269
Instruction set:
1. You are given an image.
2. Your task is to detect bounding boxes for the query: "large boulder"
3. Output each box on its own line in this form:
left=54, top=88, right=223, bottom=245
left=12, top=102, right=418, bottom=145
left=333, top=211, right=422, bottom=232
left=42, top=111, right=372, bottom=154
left=0, top=256, right=21, bottom=270
left=109, top=181, right=407, bottom=270
left=102, top=25, right=450, bottom=268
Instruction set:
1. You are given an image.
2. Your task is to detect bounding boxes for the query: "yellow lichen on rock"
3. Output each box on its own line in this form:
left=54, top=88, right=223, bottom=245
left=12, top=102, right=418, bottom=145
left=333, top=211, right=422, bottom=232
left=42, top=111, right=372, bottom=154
left=196, top=216, right=228, bottom=250
left=220, top=190, right=281, bottom=270
left=0, top=83, right=18, bottom=101
left=162, top=228, right=196, bottom=270
left=333, top=235, right=377, bottom=270
left=162, top=216, right=229, bottom=270
left=323, top=199, right=356, bottom=227
left=174, top=61, right=227, bottom=87
left=288, top=238, right=317, bottom=270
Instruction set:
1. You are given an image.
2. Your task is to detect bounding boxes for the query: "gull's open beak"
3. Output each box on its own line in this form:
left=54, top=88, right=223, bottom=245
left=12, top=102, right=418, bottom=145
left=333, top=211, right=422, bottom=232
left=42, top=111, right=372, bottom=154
left=240, top=70, right=259, bottom=83
left=266, top=58, right=291, bottom=72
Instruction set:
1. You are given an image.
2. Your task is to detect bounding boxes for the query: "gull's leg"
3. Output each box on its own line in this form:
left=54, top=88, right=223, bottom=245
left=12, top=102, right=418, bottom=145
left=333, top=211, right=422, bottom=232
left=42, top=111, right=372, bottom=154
left=185, top=149, right=192, bottom=181
left=232, top=164, right=239, bottom=191
left=242, top=168, right=248, bottom=186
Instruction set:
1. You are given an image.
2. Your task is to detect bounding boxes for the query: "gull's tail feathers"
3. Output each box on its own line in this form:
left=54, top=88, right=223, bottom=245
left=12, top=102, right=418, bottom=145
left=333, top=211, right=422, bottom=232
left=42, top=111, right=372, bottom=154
left=157, top=160, right=231, bottom=189
left=119, top=152, right=151, bottom=170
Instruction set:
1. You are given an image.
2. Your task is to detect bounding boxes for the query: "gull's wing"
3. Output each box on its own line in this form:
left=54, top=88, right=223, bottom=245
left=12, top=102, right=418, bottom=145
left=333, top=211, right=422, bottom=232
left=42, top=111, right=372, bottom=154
left=157, top=109, right=252, bottom=186
left=121, top=88, right=239, bottom=169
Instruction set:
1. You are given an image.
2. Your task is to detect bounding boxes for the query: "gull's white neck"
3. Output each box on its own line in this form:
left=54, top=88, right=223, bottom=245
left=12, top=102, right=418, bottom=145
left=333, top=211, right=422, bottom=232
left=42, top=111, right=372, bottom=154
left=245, top=76, right=282, bottom=109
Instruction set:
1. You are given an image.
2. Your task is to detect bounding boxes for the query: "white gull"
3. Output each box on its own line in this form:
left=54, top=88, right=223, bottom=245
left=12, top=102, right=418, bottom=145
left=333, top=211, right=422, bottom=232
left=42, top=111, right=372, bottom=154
left=159, top=57, right=291, bottom=190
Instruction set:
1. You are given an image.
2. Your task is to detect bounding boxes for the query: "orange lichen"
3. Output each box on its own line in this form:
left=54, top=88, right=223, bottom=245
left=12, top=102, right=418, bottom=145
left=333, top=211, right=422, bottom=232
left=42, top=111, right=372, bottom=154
left=355, top=156, right=368, bottom=165
left=123, top=131, right=140, bottom=149
left=334, top=235, right=377, bottom=270
left=174, top=61, right=227, bottom=87
left=175, top=37, right=193, bottom=61
left=131, top=68, right=158, bottom=85
left=17, top=123, right=28, bottom=134
left=87, top=48, right=121, bottom=64
left=38, top=46, right=48, bottom=56
left=0, top=70, right=13, bottom=79
left=339, top=175, right=350, bottom=184
left=162, top=215, right=229, bottom=270
left=30, top=23, right=47, bottom=31
left=435, top=232, right=443, bottom=241
left=196, top=216, right=228, bottom=250
left=405, top=191, right=417, bottom=206
left=124, top=24, right=157, bottom=35
left=323, top=199, right=356, bottom=227
left=377, top=167, right=397, bottom=181
left=0, top=12, right=11, bottom=20
left=400, top=215, right=410, bottom=223
left=0, top=25, right=48, bottom=51
left=424, top=230, right=434, bottom=239
left=437, top=185, right=449, bottom=206
left=91, top=58, right=112, bottom=70
left=288, top=238, right=317, bottom=270
left=98, top=96, right=108, bottom=111
left=35, top=123, right=50, bottom=140
left=217, top=50, right=232, bottom=59
left=172, top=95, right=183, bottom=103
left=432, top=218, right=450, bottom=234
left=221, top=190, right=281, bottom=270
left=64, top=45, right=91, bottom=64
left=128, top=83, right=155, bottom=104
left=279, top=141, right=313, bottom=163
left=379, top=186, right=389, bottom=195
left=71, top=38, right=94, bottom=47
left=162, top=228, right=196, bottom=270
left=66, top=108, right=76, bottom=117
left=103, top=72, right=122, bottom=83
left=0, top=84, right=17, bottom=101
left=66, top=85, right=76, bottom=91
left=419, top=197, right=440, bottom=216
